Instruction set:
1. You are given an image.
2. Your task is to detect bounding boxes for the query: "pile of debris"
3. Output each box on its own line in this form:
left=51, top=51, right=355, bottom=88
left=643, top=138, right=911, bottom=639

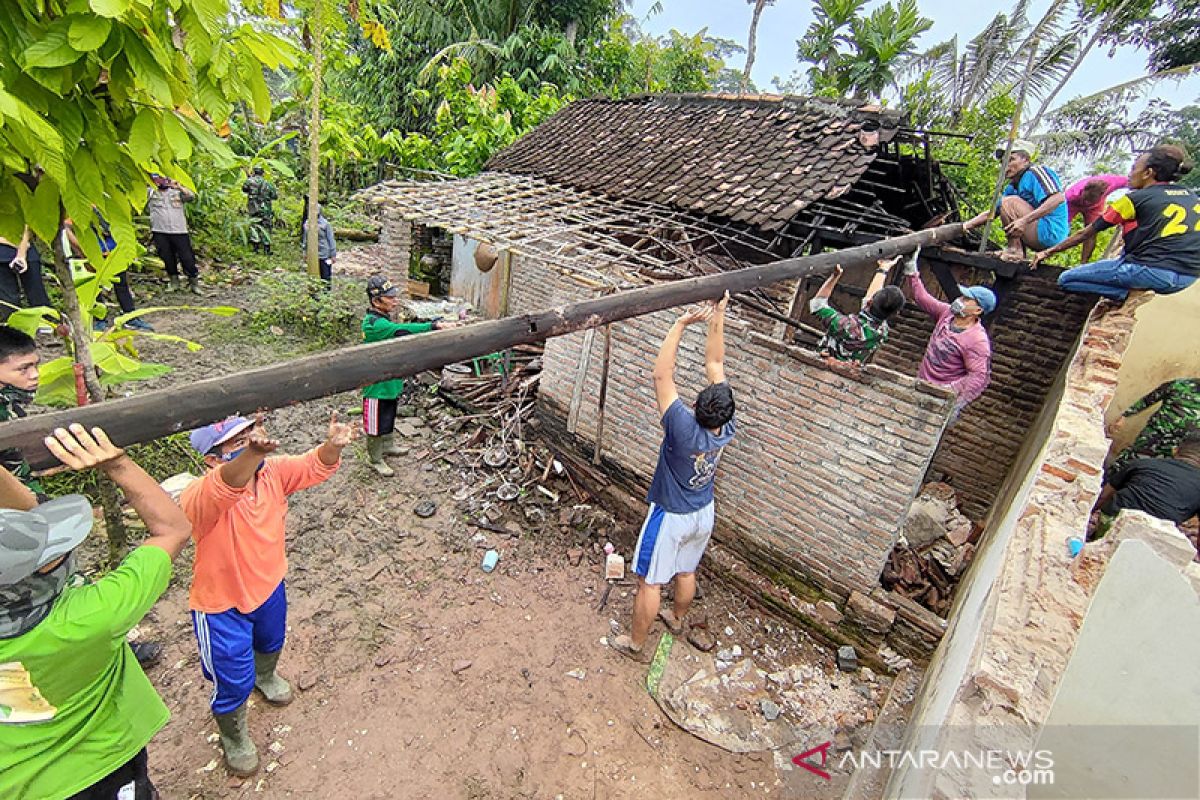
left=881, top=483, right=978, bottom=617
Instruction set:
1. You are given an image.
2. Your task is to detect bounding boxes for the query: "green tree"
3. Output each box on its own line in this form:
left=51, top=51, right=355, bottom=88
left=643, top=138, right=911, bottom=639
left=785, top=0, right=931, bottom=99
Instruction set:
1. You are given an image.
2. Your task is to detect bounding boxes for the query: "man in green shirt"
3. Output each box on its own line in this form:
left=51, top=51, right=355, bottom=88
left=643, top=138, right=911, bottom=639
left=242, top=166, right=278, bottom=255
left=361, top=275, right=457, bottom=476
left=807, top=256, right=906, bottom=363
left=0, top=424, right=193, bottom=800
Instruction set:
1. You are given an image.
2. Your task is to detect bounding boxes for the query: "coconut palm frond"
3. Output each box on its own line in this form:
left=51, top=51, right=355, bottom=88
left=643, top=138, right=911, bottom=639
left=417, top=37, right=504, bottom=84
left=1022, top=32, right=1079, bottom=102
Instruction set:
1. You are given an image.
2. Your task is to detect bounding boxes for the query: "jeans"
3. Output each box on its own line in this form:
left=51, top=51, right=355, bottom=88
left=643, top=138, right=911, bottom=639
left=318, top=258, right=332, bottom=284
left=0, top=246, right=52, bottom=321
left=1058, top=258, right=1196, bottom=301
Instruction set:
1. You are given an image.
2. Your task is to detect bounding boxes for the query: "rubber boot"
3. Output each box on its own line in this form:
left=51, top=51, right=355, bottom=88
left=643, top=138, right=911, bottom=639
left=381, top=432, right=404, bottom=457
left=254, top=650, right=293, bottom=706
left=168, top=275, right=181, bottom=291
left=366, top=436, right=395, bottom=477
left=187, top=275, right=201, bottom=295
left=214, top=704, right=259, bottom=777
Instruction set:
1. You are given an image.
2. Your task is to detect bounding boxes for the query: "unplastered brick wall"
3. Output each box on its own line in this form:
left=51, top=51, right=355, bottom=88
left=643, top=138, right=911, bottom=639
left=371, top=207, right=413, bottom=289
left=873, top=264, right=1094, bottom=520
left=508, top=257, right=956, bottom=598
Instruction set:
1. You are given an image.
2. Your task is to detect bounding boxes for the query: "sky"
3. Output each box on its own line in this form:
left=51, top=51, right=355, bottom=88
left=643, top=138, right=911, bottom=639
left=629, top=0, right=1199, bottom=113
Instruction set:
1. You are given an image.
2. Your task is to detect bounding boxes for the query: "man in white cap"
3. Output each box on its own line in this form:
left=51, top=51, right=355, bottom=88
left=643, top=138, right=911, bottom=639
left=0, top=424, right=193, bottom=799
left=965, top=139, right=1069, bottom=260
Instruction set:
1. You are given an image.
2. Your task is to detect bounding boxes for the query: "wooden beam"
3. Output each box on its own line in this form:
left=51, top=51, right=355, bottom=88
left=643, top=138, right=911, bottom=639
left=1, top=224, right=966, bottom=468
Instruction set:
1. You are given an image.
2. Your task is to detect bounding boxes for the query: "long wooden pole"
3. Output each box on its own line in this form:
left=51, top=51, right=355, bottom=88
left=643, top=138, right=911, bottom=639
left=3, top=224, right=965, bottom=468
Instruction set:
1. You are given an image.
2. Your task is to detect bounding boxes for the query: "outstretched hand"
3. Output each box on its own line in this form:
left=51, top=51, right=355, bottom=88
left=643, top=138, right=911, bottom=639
left=903, top=246, right=922, bottom=276
left=678, top=304, right=714, bottom=326
left=325, top=411, right=356, bottom=450
left=245, top=413, right=279, bottom=457
left=44, top=424, right=125, bottom=471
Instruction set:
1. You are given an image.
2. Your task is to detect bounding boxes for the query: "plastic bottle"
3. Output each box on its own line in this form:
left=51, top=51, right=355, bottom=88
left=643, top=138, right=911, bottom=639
left=482, top=549, right=500, bottom=572
left=1067, top=537, right=1084, bottom=557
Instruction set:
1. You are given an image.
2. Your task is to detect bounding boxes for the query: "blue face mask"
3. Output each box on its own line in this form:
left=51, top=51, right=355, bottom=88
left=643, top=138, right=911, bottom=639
left=218, top=447, right=264, bottom=474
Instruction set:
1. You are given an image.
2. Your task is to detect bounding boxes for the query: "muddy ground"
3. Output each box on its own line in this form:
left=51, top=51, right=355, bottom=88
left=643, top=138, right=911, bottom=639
left=59, top=266, right=901, bottom=800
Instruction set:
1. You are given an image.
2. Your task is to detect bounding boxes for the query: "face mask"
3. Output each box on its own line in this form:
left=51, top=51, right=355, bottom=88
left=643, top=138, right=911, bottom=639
left=0, top=554, right=73, bottom=639
left=0, top=384, right=36, bottom=408
left=219, top=447, right=264, bottom=474
left=950, top=297, right=970, bottom=317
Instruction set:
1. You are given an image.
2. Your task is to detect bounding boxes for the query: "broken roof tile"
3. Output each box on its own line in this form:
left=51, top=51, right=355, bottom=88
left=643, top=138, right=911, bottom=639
left=485, top=93, right=902, bottom=231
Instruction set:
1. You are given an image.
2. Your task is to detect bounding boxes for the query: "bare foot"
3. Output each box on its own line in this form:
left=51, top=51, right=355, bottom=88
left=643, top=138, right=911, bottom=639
left=998, top=248, right=1026, bottom=263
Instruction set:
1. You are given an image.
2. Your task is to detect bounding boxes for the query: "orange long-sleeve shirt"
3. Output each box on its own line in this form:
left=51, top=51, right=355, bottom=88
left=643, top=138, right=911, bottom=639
left=182, top=449, right=339, bottom=613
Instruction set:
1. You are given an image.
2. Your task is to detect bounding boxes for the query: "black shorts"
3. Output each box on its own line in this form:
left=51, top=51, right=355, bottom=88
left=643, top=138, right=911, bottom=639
left=363, top=396, right=398, bottom=436
left=69, top=748, right=157, bottom=800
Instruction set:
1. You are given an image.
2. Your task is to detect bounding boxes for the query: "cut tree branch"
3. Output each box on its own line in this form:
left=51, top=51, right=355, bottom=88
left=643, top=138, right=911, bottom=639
left=2, top=224, right=965, bottom=468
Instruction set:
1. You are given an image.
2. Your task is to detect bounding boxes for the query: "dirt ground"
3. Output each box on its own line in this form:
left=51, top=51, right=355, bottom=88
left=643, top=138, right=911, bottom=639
left=64, top=271, right=896, bottom=800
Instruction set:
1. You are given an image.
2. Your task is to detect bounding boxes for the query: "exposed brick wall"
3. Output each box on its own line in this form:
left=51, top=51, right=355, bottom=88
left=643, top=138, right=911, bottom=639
left=511, top=257, right=955, bottom=598
left=373, top=209, right=412, bottom=289
left=873, top=264, right=1094, bottom=519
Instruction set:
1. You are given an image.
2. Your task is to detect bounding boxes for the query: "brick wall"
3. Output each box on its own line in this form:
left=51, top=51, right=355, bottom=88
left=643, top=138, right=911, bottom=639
left=374, top=208, right=412, bottom=289
left=873, top=263, right=1095, bottom=519
left=511, top=257, right=955, bottom=598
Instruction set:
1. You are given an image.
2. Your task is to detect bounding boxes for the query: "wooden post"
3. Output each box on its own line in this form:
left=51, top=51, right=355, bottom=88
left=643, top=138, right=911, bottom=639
left=1, top=224, right=966, bottom=468
left=593, top=323, right=613, bottom=466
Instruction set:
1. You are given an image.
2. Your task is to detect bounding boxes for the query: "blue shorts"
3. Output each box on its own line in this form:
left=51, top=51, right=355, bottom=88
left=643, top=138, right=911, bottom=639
left=192, top=581, right=287, bottom=714
left=1035, top=216, right=1069, bottom=249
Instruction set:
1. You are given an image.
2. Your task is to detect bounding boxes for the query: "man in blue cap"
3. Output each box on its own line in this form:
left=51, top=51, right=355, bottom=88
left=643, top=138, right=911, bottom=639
left=903, top=248, right=994, bottom=417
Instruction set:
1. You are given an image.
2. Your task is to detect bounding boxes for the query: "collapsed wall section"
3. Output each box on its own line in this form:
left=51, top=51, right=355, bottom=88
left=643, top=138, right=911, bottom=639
left=511, top=256, right=955, bottom=598
left=873, top=262, right=1095, bottom=520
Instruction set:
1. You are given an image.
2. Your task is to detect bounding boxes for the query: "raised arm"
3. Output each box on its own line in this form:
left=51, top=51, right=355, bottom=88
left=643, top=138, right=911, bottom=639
left=44, top=424, right=192, bottom=559
left=705, top=291, right=729, bottom=385
left=862, top=257, right=900, bottom=310
left=653, top=304, right=712, bottom=416
left=901, top=246, right=948, bottom=319
left=316, top=412, right=354, bottom=466
left=219, top=416, right=278, bottom=489
left=813, top=265, right=843, bottom=303
left=0, top=464, right=37, bottom=510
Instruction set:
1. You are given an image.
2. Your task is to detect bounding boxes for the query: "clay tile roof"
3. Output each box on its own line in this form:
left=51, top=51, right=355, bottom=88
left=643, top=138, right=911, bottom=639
left=486, top=93, right=903, bottom=231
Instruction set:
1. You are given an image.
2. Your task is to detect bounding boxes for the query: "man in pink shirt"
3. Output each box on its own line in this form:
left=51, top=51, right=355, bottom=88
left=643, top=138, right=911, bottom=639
left=902, top=247, right=993, bottom=418
left=1065, top=174, right=1130, bottom=262
left=182, top=413, right=353, bottom=777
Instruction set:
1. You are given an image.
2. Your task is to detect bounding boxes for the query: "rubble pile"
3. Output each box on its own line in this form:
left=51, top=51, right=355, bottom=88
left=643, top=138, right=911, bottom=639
left=881, top=482, right=979, bottom=617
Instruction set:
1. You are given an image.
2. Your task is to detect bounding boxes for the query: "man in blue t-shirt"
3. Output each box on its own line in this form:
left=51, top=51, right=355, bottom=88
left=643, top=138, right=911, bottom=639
left=965, top=139, right=1069, bottom=260
left=610, top=292, right=736, bottom=662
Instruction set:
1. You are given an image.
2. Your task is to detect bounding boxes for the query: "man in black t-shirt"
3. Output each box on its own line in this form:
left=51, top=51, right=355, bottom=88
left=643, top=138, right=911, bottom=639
left=1096, top=430, right=1200, bottom=526
left=1031, top=144, right=1200, bottom=301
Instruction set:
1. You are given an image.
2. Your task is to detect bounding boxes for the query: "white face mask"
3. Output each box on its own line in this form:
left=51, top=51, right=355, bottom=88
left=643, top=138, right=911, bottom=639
left=950, top=297, right=970, bottom=317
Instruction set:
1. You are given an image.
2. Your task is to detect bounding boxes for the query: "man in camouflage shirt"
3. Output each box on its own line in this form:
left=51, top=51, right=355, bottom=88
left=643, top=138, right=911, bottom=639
left=0, top=327, right=44, bottom=499
left=808, top=256, right=907, bottom=363
left=1108, top=377, right=1200, bottom=477
left=242, top=166, right=278, bottom=254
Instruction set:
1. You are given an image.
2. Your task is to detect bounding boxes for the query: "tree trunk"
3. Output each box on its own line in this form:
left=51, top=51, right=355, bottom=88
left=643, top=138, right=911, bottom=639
left=305, top=4, right=325, bottom=278
left=52, top=215, right=127, bottom=564
left=741, top=0, right=768, bottom=94
left=0, top=223, right=967, bottom=467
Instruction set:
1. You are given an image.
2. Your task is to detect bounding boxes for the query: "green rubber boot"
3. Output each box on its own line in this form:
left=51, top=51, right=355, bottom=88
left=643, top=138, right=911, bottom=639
left=366, top=436, right=395, bottom=477
left=381, top=432, right=404, bottom=457
left=254, top=650, right=293, bottom=705
left=214, top=704, right=259, bottom=777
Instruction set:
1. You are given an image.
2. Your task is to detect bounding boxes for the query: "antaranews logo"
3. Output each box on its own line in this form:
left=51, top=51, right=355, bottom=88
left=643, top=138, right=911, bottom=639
left=791, top=741, right=1055, bottom=787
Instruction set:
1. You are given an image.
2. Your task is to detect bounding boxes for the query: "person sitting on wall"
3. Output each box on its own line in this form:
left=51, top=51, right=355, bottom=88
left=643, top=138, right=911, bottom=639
left=1031, top=145, right=1200, bottom=302
left=808, top=257, right=906, bottom=363
left=964, top=139, right=1069, bottom=260
left=609, top=292, right=736, bottom=662
left=1064, top=173, right=1130, bottom=263
left=902, top=247, right=994, bottom=418
left=1106, top=377, right=1200, bottom=480
left=1093, top=429, right=1200, bottom=532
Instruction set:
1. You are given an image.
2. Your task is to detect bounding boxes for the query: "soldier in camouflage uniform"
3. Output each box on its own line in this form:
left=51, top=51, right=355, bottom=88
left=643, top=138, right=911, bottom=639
left=1108, top=377, right=1200, bottom=478
left=242, top=165, right=278, bottom=254
left=0, top=328, right=44, bottom=500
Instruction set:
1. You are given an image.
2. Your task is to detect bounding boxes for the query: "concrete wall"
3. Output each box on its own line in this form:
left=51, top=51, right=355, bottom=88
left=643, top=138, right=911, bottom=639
left=510, top=257, right=955, bottom=600
left=887, top=296, right=1146, bottom=799
left=1106, top=283, right=1200, bottom=456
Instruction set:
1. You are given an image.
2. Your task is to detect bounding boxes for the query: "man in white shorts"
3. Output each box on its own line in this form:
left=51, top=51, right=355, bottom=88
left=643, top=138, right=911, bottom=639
left=611, top=291, right=736, bottom=661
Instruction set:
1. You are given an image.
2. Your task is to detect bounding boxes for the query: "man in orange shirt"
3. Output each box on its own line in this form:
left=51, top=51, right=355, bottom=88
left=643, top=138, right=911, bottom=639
left=182, top=412, right=353, bottom=776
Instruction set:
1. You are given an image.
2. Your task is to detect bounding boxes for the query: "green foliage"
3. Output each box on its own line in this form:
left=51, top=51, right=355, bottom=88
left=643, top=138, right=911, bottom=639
left=585, top=16, right=730, bottom=97
left=1165, top=105, right=1200, bottom=189
left=0, top=1, right=298, bottom=284
left=785, top=0, right=931, bottom=99
left=245, top=272, right=362, bottom=347
left=41, top=432, right=203, bottom=504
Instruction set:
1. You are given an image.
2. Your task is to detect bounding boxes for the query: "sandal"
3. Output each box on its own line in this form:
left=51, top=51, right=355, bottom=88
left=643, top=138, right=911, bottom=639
left=658, top=609, right=684, bottom=636
left=609, top=634, right=652, bottom=663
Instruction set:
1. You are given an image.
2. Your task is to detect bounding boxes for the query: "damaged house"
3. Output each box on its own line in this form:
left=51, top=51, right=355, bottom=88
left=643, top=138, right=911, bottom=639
left=362, top=93, right=1096, bottom=658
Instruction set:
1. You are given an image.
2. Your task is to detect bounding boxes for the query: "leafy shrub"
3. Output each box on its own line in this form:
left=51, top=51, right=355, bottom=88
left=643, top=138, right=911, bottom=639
left=245, top=271, right=363, bottom=347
